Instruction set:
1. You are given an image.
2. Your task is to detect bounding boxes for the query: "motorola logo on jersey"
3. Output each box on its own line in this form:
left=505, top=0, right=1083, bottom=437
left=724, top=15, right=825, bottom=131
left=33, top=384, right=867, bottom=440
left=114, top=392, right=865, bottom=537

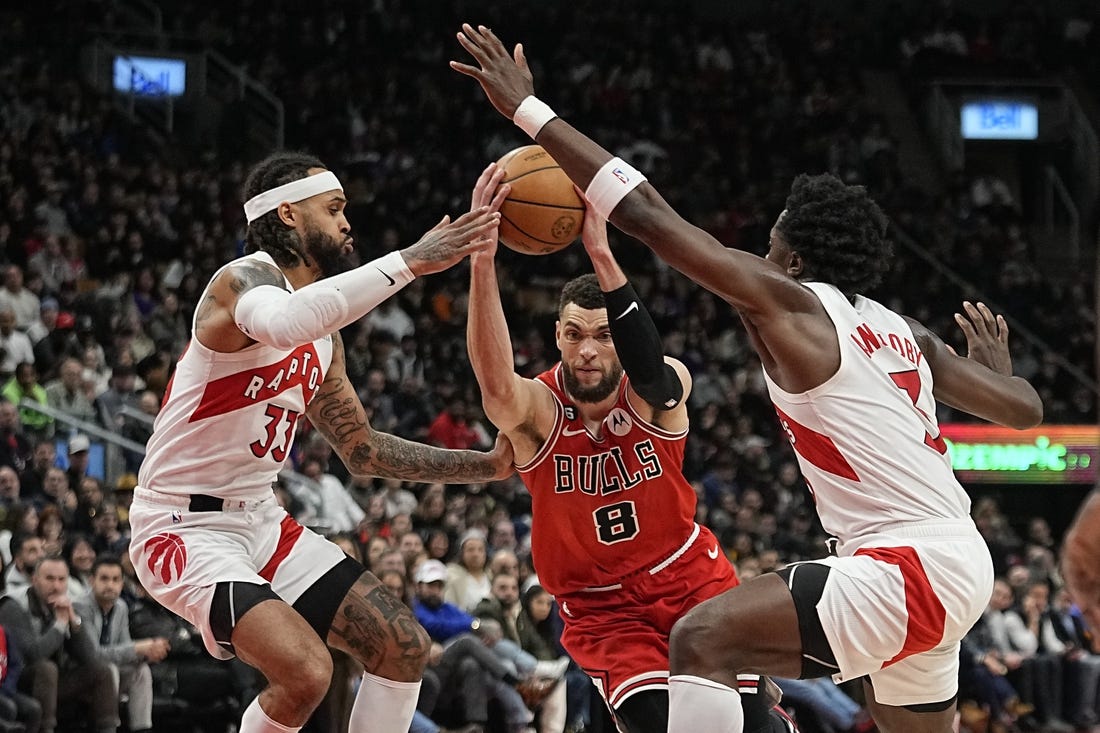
left=553, top=439, right=663, bottom=495
left=606, top=408, right=632, bottom=437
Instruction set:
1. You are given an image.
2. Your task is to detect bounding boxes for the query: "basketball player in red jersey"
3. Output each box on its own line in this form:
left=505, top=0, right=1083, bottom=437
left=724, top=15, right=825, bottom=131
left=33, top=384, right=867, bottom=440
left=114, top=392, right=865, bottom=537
left=464, top=164, right=794, bottom=733
left=454, top=26, right=1043, bottom=733
left=130, top=151, right=513, bottom=733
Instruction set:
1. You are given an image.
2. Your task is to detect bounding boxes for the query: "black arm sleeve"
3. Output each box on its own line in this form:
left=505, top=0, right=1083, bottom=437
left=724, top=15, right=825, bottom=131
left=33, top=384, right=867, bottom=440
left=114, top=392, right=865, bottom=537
left=603, top=282, right=684, bottom=410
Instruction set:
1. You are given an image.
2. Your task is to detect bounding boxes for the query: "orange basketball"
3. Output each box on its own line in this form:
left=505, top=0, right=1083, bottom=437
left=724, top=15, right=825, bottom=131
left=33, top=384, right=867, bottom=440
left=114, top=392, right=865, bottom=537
left=495, top=145, right=585, bottom=255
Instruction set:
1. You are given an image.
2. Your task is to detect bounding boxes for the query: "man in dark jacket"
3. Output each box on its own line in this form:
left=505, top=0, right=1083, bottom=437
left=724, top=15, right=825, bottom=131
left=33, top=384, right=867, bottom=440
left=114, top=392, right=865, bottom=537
left=0, top=556, right=118, bottom=733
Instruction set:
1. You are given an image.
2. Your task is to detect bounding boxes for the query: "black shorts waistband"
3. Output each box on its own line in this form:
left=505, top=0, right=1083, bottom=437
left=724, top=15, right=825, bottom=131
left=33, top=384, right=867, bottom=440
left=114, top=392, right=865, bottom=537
left=189, top=494, right=226, bottom=512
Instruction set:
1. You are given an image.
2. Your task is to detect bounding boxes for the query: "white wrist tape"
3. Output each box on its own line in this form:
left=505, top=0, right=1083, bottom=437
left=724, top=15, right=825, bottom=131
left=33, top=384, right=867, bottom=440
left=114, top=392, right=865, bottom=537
left=514, top=96, right=557, bottom=139
left=234, top=251, right=414, bottom=349
left=584, top=157, right=648, bottom=220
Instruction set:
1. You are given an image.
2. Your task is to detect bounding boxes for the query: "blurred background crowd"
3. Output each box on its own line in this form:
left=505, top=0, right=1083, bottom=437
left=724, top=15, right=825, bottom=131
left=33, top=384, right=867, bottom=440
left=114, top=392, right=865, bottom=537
left=0, top=0, right=1097, bottom=732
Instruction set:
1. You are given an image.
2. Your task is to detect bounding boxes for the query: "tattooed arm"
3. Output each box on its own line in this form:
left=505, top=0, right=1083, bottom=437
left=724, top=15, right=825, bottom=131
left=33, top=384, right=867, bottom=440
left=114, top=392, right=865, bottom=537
left=194, top=260, right=287, bottom=353
left=308, top=332, right=514, bottom=482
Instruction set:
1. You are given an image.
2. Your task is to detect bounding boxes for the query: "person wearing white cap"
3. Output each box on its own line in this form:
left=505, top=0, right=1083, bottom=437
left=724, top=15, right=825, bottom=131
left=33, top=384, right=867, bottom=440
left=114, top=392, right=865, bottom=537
left=129, top=151, right=515, bottom=733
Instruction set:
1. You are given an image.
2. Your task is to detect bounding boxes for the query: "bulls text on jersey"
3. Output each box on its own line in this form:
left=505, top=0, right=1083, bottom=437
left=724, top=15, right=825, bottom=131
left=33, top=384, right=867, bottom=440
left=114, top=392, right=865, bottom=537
left=553, top=439, right=663, bottom=496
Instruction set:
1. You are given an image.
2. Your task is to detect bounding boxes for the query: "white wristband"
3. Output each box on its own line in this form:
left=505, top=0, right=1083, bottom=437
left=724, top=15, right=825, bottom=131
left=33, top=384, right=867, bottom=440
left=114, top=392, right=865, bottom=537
left=584, top=157, right=648, bottom=220
left=514, top=96, right=557, bottom=139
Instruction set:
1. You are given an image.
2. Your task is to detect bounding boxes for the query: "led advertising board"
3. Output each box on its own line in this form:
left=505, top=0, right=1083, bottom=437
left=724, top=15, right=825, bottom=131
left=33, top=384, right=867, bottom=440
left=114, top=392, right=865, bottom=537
left=941, top=424, right=1096, bottom=484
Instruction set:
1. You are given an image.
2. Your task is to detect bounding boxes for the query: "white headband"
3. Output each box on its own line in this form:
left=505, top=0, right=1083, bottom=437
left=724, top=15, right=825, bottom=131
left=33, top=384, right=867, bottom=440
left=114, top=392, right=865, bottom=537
left=243, top=171, right=344, bottom=224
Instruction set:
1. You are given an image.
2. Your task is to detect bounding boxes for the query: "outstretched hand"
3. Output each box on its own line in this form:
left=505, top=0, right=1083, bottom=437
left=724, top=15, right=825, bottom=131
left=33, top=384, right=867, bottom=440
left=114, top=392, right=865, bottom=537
left=952, top=301, right=1012, bottom=376
left=470, top=162, right=511, bottom=257
left=450, top=23, right=535, bottom=120
left=402, top=207, right=501, bottom=277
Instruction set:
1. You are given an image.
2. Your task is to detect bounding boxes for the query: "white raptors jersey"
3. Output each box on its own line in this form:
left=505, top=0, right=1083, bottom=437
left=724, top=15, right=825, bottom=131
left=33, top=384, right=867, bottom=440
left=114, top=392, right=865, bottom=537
left=762, top=282, right=970, bottom=541
left=138, top=251, right=333, bottom=499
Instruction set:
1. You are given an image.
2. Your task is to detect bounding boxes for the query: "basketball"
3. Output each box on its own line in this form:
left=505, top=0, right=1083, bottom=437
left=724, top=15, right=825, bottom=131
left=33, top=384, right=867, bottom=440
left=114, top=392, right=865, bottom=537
left=495, top=145, right=586, bottom=255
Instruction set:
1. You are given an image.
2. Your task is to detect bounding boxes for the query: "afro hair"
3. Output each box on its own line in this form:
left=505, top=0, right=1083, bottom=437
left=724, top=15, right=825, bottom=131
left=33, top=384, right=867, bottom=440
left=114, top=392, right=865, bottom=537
left=775, top=173, right=892, bottom=297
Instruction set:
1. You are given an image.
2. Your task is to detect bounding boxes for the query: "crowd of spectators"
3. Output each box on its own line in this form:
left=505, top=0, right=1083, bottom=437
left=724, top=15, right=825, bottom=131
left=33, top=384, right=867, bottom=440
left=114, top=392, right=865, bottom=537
left=0, top=0, right=1097, bottom=731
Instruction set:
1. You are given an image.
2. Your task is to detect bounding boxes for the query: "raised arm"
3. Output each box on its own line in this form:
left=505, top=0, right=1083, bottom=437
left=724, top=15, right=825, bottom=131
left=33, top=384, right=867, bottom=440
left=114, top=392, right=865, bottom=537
left=578, top=207, right=691, bottom=432
left=466, top=164, right=555, bottom=461
left=307, top=332, right=513, bottom=482
left=451, top=24, right=812, bottom=322
left=195, top=208, right=502, bottom=354
left=909, top=301, right=1042, bottom=429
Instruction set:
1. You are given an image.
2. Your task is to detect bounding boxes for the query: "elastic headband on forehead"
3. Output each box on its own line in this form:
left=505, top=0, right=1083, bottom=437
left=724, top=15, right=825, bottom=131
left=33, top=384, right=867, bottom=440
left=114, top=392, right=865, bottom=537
left=243, top=170, right=343, bottom=224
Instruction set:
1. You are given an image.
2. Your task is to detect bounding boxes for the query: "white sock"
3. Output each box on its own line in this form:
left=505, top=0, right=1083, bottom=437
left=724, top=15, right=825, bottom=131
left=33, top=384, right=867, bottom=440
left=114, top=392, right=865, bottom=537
left=348, top=671, right=422, bottom=733
left=239, top=697, right=302, bottom=733
left=668, top=674, right=744, bottom=733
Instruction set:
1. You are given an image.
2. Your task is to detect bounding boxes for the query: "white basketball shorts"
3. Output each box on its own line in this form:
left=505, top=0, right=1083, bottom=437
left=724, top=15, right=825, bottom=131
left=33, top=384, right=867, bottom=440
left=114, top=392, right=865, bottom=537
left=129, top=488, right=348, bottom=660
left=800, top=519, right=993, bottom=706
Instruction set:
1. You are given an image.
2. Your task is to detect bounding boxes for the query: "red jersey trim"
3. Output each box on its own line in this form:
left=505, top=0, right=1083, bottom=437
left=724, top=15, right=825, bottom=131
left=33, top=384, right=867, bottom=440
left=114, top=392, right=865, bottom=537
left=620, top=377, right=687, bottom=441
left=855, top=546, right=947, bottom=667
left=609, top=671, right=670, bottom=707
left=258, top=514, right=305, bottom=582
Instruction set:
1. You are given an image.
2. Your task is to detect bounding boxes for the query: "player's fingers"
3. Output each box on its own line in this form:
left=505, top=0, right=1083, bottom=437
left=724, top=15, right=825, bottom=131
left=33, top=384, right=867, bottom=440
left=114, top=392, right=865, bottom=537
left=461, top=22, right=483, bottom=46
left=457, top=212, right=501, bottom=238
left=451, top=206, right=490, bottom=226
left=489, top=183, right=511, bottom=213
left=975, top=302, right=998, bottom=332
left=456, top=29, right=488, bottom=63
left=961, top=301, right=985, bottom=332
left=474, top=161, right=496, bottom=188
left=479, top=25, right=507, bottom=54
left=427, top=214, right=451, bottom=231
left=954, top=312, right=977, bottom=340
left=449, top=60, right=483, bottom=79
left=945, top=344, right=958, bottom=356
left=996, top=314, right=1009, bottom=343
left=515, top=43, right=529, bottom=72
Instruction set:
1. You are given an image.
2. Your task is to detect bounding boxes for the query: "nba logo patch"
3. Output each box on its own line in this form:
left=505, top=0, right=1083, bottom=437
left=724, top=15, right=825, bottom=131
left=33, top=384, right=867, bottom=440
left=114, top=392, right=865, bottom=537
left=171, top=510, right=182, bottom=524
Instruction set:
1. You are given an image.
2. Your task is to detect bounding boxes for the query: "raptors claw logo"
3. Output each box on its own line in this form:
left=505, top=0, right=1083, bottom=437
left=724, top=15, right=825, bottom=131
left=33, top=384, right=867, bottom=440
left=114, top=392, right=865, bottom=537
left=145, top=532, right=188, bottom=584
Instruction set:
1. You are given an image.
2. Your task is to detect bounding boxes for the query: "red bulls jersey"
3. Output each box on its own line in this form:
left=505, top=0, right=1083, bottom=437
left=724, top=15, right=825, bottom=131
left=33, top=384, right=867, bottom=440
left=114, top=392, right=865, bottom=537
left=138, top=252, right=333, bottom=499
left=518, top=364, right=698, bottom=596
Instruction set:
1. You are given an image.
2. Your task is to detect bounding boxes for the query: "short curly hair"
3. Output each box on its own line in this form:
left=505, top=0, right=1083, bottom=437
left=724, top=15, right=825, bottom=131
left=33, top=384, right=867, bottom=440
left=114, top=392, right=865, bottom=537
left=559, top=274, right=605, bottom=316
left=775, top=173, right=891, bottom=296
left=242, top=151, right=327, bottom=268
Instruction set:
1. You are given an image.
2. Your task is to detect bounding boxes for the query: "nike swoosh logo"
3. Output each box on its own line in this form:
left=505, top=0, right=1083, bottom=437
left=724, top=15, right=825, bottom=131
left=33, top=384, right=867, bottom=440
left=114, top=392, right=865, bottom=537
left=707, top=544, right=720, bottom=560
left=376, top=268, right=396, bottom=286
left=562, top=427, right=588, bottom=437
left=616, top=301, right=639, bottom=320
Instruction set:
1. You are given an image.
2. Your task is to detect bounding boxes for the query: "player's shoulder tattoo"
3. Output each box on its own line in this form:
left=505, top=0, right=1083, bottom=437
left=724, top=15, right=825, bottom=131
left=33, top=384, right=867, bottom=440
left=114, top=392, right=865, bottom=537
left=227, top=261, right=285, bottom=295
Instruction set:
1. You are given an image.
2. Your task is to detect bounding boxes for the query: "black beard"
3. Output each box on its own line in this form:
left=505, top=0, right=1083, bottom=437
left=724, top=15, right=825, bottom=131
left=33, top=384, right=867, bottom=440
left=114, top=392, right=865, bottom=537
left=562, top=361, right=623, bottom=404
left=301, top=225, right=357, bottom=278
